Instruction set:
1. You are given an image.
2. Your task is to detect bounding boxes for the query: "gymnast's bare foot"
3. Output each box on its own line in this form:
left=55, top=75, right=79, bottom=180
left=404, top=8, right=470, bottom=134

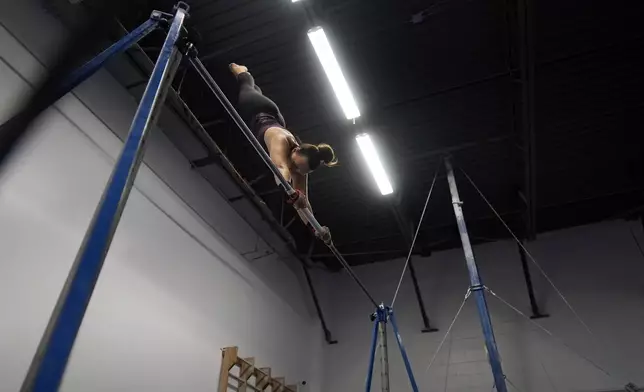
left=229, top=63, right=248, bottom=76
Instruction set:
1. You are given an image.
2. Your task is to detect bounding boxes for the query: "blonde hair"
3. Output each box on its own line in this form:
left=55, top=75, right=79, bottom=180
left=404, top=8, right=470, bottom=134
left=316, top=143, right=338, bottom=167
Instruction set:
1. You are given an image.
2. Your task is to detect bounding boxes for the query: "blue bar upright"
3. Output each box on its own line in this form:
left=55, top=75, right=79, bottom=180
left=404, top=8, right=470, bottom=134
left=389, top=309, right=420, bottom=392
left=444, top=157, right=508, bottom=392
left=20, top=4, right=188, bottom=392
left=59, top=17, right=160, bottom=99
left=365, top=315, right=380, bottom=392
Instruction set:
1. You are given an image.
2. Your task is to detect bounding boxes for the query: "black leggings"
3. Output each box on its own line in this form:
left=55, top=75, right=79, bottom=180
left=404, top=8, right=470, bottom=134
left=236, top=72, right=285, bottom=127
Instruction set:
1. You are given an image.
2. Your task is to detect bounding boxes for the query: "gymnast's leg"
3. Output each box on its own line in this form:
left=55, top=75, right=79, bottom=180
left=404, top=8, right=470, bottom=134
left=230, top=63, right=284, bottom=125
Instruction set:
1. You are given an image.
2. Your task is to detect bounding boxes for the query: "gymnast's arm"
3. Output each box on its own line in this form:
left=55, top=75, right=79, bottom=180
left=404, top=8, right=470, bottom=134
left=292, top=170, right=331, bottom=242
left=267, top=133, right=292, bottom=185
left=265, top=134, right=309, bottom=226
left=291, top=171, right=311, bottom=224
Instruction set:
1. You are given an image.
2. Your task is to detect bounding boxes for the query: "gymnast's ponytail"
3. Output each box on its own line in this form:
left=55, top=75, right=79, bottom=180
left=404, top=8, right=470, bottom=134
left=298, top=143, right=338, bottom=171
left=316, top=143, right=338, bottom=167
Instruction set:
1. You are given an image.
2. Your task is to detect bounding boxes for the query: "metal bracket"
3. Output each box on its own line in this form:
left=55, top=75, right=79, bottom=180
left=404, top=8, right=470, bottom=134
left=173, top=1, right=191, bottom=13
left=150, top=10, right=173, bottom=23
left=152, top=4, right=191, bottom=53
left=184, top=41, right=199, bottom=58
left=176, top=40, right=195, bottom=57
left=369, top=305, right=388, bottom=323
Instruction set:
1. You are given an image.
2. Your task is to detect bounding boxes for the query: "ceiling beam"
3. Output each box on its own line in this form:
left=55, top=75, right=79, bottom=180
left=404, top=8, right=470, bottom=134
left=311, top=249, right=402, bottom=259
left=403, top=135, right=512, bottom=163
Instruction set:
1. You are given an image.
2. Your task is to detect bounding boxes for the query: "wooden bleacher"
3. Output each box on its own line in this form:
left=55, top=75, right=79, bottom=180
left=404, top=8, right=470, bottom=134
left=218, top=347, right=298, bottom=392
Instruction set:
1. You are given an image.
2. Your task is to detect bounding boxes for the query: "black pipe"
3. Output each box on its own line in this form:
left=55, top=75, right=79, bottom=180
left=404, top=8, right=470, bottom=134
left=517, top=0, right=537, bottom=241
left=302, top=264, right=337, bottom=344
left=303, top=241, right=337, bottom=345
left=408, top=260, right=438, bottom=332
left=517, top=241, right=549, bottom=319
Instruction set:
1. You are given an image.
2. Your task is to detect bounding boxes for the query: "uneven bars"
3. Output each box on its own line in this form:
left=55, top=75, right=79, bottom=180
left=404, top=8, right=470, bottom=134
left=188, top=56, right=378, bottom=307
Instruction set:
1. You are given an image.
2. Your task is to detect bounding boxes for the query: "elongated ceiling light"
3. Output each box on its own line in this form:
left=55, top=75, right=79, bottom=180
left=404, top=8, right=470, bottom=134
left=356, top=133, right=393, bottom=195
left=307, top=26, right=360, bottom=120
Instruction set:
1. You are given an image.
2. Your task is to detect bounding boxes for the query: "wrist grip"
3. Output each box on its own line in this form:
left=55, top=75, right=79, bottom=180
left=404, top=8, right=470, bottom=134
left=287, top=189, right=304, bottom=205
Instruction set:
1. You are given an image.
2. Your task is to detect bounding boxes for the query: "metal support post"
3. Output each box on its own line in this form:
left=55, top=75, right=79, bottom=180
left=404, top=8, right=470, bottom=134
left=444, top=157, right=508, bottom=392
left=365, top=315, right=380, bottom=392
left=19, top=4, right=188, bottom=391
left=377, top=307, right=390, bottom=392
left=0, top=16, right=162, bottom=166
left=389, top=309, right=420, bottom=392
left=365, top=306, right=420, bottom=392
left=517, top=241, right=549, bottom=319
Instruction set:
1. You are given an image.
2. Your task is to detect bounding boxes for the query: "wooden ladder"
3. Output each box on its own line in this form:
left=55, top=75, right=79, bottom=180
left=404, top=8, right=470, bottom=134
left=218, top=347, right=298, bottom=392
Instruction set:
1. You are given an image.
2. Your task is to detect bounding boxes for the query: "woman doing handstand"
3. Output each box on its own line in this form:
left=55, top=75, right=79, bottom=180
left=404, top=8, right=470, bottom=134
left=230, top=63, right=336, bottom=239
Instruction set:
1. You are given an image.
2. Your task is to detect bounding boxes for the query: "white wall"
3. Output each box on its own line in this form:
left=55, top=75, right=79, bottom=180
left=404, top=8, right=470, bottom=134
left=0, top=1, right=323, bottom=391
left=319, top=220, right=644, bottom=392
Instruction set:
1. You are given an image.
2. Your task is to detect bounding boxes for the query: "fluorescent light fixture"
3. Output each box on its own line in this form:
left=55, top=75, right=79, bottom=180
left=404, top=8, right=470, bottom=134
left=307, top=26, right=360, bottom=120
left=356, top=133, right=393, bottom=195
left=292, top=0, right=301, bottom=2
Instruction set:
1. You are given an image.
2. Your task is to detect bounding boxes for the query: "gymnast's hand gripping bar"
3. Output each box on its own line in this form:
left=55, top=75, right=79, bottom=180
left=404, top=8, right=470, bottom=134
left=188, top=56, right=378, bottom=307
